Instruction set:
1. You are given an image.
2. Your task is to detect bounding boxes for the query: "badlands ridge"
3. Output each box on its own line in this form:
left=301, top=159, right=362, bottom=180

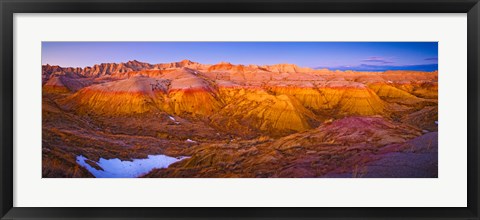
left=42, top=60, right=438, bottom=178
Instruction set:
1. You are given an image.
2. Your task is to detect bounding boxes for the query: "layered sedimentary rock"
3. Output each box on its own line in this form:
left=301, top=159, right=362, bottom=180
left=146, top=116, right=426, bottom=178
left=43, top=75, right=94, bottom=94
left=44, top=60, right=437, bottom=134
left=43, top=76, right=71, bottom=93
left=211, top=87, right=319, bottom=136
left=62, top=76, right=162, bottom=115
left=62, top=74, right=221, bottom=118
left=42, top=60, right=439, bottom=178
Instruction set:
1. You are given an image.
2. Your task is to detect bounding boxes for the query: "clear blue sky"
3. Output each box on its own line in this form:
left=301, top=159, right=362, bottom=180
left=42, top=42, right=438, bottom=71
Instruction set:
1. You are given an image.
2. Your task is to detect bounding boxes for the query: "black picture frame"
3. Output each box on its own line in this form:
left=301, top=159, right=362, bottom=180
left=1, top=0, right=479, bottom=219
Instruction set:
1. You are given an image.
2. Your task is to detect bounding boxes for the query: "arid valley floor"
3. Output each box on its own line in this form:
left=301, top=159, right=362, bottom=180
left=42, top=60, right=438, bottom=178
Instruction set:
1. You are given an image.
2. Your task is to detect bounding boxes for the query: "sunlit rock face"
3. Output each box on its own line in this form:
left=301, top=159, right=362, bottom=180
left=211, top=87, right=319, bottom=137
left=44, top=60, right=437, bottom=135
left=42, top=60, right=438, bottom=178
left=43, top=76, right=71, bottom=94
left=145, top=116, right=430, bottom=178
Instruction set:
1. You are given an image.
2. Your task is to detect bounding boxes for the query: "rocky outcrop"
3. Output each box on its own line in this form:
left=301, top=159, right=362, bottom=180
left=43, top=76, right=71, bottom=93
left=42, top=60, right=153, bottom=80
left=145, top=116, right=426, bottom=178
left=212, top=87, right=319, bottom=136
left=42, top=59, right=438, bottom=178
left=261, top=63, right=314, bottom=74
left=45, top=60, right=437, bottom=135
left=61, top=76, right=162, bottom=115
left=43, top=76, right=94, bottom=93
left=61, top=73, right=222, bottom=118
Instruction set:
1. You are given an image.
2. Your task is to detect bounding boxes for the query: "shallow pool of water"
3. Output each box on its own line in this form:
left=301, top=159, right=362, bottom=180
left=76, top=154, right=188, bottom=178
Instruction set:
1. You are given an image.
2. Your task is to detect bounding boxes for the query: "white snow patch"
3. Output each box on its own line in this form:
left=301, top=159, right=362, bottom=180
left=168, top=116, right=176, bottom=121
left=186, top=139, right=197, bottom=143
left=76, top=154, right=188, bottom=178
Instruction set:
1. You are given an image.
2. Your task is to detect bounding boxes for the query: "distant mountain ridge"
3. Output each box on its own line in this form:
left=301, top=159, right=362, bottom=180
left=42, top=59, right=318, bottom=79
left=43, top=59, right=438, bottom=82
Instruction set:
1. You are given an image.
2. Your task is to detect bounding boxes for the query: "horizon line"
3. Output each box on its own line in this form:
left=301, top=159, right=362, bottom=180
left=42, top=59, right=439, bottom=72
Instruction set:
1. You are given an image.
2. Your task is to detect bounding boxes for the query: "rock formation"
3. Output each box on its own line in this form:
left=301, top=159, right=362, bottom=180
left=42, top=60, right=438, bottom=178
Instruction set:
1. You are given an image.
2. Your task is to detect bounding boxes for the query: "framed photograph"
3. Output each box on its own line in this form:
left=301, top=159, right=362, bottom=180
left=1, top=0, right=479, bottom=219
